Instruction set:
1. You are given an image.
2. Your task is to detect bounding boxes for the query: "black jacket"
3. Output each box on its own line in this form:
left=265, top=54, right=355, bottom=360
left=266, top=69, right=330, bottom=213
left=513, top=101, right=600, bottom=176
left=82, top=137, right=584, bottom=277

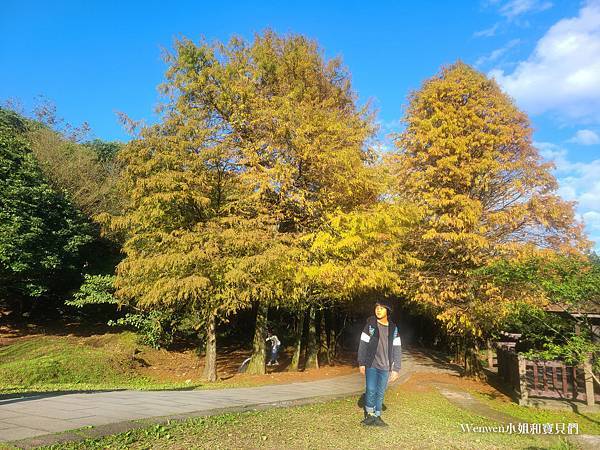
left=357, top=316, right=402, bottom=371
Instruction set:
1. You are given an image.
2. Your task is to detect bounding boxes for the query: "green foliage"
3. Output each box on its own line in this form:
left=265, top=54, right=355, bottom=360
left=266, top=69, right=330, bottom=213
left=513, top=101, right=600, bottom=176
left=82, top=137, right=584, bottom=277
left=523, top=334, right=600, bottom=372
left=0, top=108, right=93, bottom=305
left=27, top=125, right=122, bottom=218
left=538, top=255, right=600, bottom=306
left=109, top=311, right=177, bottom=349
left=500, top=302, right=573, bottom=349
left=84, top=138, right=122, bottom=162
left=481, top=254, right=600, bottom=308
left=501, top=302, right=599, bottom=371
left=0, top=107, right=28, bottom=133
left=66, top=274, right=118, bottom=307
left=67, top=274, right=177, bottom=349
left=67, top=274, right=195, bottom=349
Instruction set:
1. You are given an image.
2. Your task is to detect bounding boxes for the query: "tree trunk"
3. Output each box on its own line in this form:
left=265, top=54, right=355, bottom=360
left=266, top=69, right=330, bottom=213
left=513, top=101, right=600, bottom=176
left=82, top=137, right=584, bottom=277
left=323, top=308, right=331, bottom=366
left=305, top=306, right=319, bottom=369
left=486, top=339, right=494, bottom=370
left=246, top=301, right=268, bottom=375
left=464, top=340, right=483, bottom=378
left=454, top=338, right=463, bottom=366
left=329, top=308, right=337, bottom=362
left=202, top=312, right=217, bottom=382
left=289, top=309, right=305, bottom=371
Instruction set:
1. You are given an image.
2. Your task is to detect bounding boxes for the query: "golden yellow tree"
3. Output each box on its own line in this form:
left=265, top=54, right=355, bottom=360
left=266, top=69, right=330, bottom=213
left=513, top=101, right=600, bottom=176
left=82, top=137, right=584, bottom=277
left=163, top=31, right=378, bottom=373
left=389, top=62, right=589, bottom=373
left=99, top=108, right=243, bottom=381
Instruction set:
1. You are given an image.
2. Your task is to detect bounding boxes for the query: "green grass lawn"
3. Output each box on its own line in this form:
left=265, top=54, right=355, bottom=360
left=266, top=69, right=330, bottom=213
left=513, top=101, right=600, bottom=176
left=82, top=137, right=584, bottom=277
left=472, top=389, right=600, bottom=435
left=0, top=332, right=205, bottom=395
left=15, top=385, right=584, bottom=450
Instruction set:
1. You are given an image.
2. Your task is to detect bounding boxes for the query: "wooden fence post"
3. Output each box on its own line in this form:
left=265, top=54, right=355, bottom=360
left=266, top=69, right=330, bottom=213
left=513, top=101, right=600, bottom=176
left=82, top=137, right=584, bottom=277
left=518, top=354, right=528, bottom=405
left=583, top=353, right=595, bottom=407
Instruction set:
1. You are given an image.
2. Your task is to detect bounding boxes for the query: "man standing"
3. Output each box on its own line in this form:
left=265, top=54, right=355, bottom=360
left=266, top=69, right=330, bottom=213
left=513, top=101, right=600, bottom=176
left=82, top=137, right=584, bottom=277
left=357, top=301, right=402, bottom=426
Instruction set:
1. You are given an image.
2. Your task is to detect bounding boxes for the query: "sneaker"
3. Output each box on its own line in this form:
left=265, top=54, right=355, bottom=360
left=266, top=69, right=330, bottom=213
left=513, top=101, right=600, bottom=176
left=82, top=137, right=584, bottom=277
left=361, top=414, right=377, bottom=426
left=373, top=416, right=388, bottom=427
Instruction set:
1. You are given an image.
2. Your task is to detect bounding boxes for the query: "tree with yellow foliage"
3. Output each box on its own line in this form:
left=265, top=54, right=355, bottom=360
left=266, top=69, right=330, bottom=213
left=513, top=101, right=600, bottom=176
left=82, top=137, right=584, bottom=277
left=389, top=62, right=589, bottom=374
left=163, top=31, right=378, bottom=373
left=98, top=121, right=231, bottom=381
left=104, top=30, right=377, bottom=378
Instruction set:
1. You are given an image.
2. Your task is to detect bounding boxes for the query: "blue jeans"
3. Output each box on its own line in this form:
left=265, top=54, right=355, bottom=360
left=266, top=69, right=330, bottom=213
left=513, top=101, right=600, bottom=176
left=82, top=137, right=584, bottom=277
left=268, top=345, right=280, bottom=363
left=365, top=367, right=389, bottom=417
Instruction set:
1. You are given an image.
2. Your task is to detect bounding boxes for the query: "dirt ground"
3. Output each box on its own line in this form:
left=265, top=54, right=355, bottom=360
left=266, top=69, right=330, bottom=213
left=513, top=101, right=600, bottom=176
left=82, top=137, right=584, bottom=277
left=133, top=344, right=357, bottom=385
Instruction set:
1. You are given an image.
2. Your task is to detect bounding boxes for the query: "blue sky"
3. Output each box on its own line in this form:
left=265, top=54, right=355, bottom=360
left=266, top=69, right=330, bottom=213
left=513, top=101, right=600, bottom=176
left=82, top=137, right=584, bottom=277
left=1, top=0, right=599, bottom=248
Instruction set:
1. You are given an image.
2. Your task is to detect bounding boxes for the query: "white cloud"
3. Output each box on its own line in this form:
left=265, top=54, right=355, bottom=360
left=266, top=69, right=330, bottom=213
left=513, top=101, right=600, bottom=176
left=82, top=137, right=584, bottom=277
left=536, top=141, right=600, bottom=249
left=476, top=1, right=554, bottom=38
left=475, top=39, right=521, bottom=67
left=490, top=1, right=600, bottom=123
left=567, top=129, right=600, bottom=145
left=377, top=119, right=402, bottom=134
left=583, top=211, right=600, bottom=231
left=499, top=0, right=553, bottom=19
left=535, top=141, right=570, bottom=170
left=474, top=23, right=501, bottom=38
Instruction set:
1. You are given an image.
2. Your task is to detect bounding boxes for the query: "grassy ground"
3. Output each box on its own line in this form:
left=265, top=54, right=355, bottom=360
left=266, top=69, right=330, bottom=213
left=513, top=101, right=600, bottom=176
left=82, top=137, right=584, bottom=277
left=0, top=331, right=355, bottom=395
left=473, top=389, right=600, bottom=435
left=2, top=332, right=597, bottom=448
left=6, top=378, right=593, bottom=450
left=0, top=332, right=200, bottom=395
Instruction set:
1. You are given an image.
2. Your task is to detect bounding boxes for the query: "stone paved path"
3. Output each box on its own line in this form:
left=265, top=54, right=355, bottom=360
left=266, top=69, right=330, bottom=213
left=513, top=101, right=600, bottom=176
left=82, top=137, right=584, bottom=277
left=0, top=374, right=368, bottom=443
left=0, top=348, right=452, bottom=446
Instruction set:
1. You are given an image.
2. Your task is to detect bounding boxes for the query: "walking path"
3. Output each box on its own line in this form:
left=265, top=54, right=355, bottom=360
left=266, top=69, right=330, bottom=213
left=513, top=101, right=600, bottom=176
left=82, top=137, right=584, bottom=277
left=2, top=350, right=439, bottom=447
left=1, top=375, right=365, bottom=443
left=0, top=348, right=452, bottom=447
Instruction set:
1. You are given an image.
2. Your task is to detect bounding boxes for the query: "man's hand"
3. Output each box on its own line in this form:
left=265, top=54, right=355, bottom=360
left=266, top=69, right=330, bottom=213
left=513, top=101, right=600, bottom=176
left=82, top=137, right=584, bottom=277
left=359, top=366, right=366, bottom=375
left=389, top=371, right=399, bottom=383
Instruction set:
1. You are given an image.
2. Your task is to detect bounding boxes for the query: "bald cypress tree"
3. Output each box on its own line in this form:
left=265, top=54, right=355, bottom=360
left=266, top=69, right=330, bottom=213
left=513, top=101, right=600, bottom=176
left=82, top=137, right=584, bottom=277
left=160, top=31, right=377, bottom=373
left=390, top=62, right=588, bottom=374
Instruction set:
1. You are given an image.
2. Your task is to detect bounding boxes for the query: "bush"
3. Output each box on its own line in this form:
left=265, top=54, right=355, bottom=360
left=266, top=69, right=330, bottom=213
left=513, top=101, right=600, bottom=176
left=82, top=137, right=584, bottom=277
left=109, top=311, right=177, bottom=349
left=66, top=274, right=118, bottom=307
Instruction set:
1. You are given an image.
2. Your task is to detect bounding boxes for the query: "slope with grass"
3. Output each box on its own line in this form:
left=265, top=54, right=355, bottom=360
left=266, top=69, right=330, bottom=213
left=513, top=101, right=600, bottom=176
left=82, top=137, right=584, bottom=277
left=0, top=332, right=185, bottom=394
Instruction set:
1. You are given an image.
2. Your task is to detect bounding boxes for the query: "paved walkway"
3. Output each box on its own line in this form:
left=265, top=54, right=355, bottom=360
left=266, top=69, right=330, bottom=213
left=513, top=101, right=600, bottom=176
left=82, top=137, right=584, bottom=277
left=0, top=374, right=367, bottom=443
left=0, top=348, right=456, bottom=447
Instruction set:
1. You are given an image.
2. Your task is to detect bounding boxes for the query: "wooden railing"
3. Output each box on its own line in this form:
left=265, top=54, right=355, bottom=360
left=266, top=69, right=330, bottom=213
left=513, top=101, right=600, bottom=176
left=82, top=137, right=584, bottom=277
left=496, top=347, right=598, bottom=406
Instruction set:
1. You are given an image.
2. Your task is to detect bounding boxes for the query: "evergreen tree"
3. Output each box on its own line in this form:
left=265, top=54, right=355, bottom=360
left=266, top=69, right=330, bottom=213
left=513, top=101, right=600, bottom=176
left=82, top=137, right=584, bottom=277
left=0, top=108, right=93, bottom=314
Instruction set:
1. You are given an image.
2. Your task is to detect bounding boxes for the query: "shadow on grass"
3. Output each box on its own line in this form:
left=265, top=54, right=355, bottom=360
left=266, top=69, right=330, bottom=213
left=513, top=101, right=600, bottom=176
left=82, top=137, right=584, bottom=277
left=356, top=393, right=387, bottom=414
